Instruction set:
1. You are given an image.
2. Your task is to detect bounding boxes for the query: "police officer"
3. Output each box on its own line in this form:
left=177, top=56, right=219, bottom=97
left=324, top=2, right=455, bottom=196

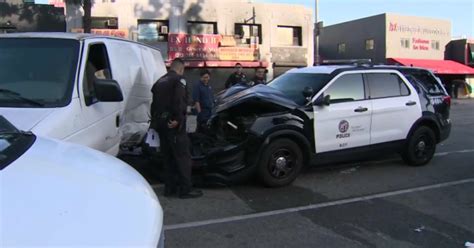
left=192, top=69, right=214, bottom=133
left=150, top=58, right=203, bottom=199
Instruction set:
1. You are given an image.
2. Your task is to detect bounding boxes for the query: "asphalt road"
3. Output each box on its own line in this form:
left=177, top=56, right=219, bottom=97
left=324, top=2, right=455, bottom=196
left=126, top=99, right=474, bottom=248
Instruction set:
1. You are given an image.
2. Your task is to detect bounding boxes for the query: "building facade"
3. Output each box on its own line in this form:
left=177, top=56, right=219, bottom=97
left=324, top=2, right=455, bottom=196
left=0, top=0, right=65, bottom=33
left=319, top=13, right=474, bottom=98
left=65, top=0, right=314, bottom=90
left=319, top=13, right=451, bottom=63
left=446, top=39, right=474, bottom=67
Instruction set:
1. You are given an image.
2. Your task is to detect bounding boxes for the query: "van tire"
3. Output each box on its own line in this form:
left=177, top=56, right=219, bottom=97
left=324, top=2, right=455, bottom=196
left=402, top=126, right=436, bottom=166
left=258, top=138, right=303, bottom=187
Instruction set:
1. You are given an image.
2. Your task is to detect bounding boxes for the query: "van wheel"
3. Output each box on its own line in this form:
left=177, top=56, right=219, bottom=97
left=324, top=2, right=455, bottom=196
left=402, top=126, right=436, bottom=166
left=258, top=138, right=303, bottom=187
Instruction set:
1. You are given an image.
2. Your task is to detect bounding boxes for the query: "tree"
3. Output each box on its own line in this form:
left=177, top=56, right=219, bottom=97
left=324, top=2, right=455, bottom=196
left=65, top=0, right=92, bottom=33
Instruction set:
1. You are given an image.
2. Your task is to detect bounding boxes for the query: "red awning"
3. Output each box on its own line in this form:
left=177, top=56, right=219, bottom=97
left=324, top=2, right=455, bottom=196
left=165, top=60, right=269, bottom=68
left=388, top=58, right=474, bottom=75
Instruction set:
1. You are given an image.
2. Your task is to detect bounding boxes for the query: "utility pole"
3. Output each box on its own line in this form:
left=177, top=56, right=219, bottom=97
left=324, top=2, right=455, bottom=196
left=314, top=0, right=320, bottom=65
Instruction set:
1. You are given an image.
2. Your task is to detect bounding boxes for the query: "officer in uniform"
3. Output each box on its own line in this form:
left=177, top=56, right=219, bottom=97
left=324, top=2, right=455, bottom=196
left=151, top=58, right=203, bottom=199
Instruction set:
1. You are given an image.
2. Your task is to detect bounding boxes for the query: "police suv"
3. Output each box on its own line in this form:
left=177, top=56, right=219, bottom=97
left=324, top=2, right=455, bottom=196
left=191, top=64, right=452, bottom=187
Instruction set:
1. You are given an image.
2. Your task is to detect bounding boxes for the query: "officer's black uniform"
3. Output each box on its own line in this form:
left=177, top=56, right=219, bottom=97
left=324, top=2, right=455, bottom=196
left=151, top=70, right=194, bottom=196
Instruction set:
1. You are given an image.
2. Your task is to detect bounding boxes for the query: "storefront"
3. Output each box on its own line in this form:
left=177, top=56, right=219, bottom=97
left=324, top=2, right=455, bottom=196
left=387, top=58, right=474, bottom=98
left=446, top=39, right=474, bottom=97
left=319, top=13, right=473, bottom=98
left=65, top=0, right=314, bottom=91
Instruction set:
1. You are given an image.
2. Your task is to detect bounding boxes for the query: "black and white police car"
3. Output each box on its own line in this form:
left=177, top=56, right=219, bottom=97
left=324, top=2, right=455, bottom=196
left=190, top=64, right=451, bottom=187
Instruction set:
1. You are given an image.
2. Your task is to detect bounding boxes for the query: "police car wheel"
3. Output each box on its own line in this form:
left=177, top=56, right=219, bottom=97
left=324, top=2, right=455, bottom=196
left=402, top=126, right=436, bottom=166
left=258, top=138, right=303, bottom=187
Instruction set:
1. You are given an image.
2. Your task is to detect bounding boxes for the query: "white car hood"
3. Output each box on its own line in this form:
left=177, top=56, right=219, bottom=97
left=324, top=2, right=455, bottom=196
left=0, top=136, right=162, bottom=247
left=0, top=108, right=54, bottom=131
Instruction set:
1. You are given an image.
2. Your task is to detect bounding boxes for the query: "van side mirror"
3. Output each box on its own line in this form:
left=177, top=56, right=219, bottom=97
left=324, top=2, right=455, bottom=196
left=94, top=79, right=123, bottom=102
left=314, top=94, right=331, bottom=106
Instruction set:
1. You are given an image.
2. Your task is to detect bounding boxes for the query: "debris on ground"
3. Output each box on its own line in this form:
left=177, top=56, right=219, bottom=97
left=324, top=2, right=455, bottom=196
left=414, top=226, right=425, bottom=233
left=340, top=166, right=360, bottom=175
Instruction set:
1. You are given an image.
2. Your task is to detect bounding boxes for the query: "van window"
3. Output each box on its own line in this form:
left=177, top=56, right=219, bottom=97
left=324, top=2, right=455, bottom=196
left=0, top=38, right=79, bottom=108
left=367, top=73, right=410, bottom=99
left=83, top=43, right=113, bottom=106
left=325, top=73, right=365, bottom=103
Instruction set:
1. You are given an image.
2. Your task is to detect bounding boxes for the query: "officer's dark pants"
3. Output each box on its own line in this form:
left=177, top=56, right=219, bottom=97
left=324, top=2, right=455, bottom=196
left=158, top=127, right=192, bottom=193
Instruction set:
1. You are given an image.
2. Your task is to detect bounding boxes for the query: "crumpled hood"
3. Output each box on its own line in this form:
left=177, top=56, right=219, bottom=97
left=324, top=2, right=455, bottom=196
left=215, top=84, right=298, bottom=113
left=0, top=108, right=54, bottom=131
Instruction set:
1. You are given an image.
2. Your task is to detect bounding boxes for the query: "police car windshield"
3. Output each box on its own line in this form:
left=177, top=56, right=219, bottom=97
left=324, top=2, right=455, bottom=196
left=0, top=38, right=80, bottom=108
left=268, top=73, right=330, bottom=105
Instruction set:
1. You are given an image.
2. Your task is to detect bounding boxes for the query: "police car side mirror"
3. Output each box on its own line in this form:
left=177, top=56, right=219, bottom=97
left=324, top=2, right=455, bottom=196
left=302, top=86, right=314, bottom=103
left=94, top=79, right=124, bottom=102
left=314, top=94, right=331, bottom=106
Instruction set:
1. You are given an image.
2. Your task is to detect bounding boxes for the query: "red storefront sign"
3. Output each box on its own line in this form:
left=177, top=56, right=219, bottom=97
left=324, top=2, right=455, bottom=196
left=168, top=33, right=259, bottom=62
left=49, top=0, right=65, bottom=8
left=71, top=28, right=129, bottom=39
left=168, top=34, right=221, bottom=61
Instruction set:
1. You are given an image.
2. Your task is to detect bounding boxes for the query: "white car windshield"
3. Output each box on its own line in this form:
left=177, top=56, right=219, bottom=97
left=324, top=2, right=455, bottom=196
left=0, top=38, right=80, bottom=108
left=0, top=116, right=35, bottom=170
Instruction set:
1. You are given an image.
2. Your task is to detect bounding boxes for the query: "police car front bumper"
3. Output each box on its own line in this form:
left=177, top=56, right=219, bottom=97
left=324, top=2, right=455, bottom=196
left=191, top=141, right=252, bottom=184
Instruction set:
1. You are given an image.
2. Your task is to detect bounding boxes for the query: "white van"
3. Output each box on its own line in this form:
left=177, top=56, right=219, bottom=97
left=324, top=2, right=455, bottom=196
left=0, top=32, right=166, bottom=155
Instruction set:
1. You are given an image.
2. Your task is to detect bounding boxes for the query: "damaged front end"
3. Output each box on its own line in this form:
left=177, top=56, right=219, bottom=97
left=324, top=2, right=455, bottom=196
left=190, top=85, right=306, bottom=184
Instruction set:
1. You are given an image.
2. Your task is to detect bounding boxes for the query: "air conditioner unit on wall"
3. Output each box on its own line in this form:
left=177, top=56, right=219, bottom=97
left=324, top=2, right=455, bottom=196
left=160, top=26, right=168, bottom=34
left=106, top=19, right=118, bottom=27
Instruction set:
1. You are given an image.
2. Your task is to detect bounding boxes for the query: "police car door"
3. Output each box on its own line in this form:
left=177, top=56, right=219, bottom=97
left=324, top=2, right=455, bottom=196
left=366, top=71, right=421, bottom=144
left=313, top=72, right=372, bottom=153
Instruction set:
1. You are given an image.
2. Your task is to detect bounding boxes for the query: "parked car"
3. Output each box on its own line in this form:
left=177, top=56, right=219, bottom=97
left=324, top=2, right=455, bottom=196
left=0, top=32, right=166, bottom=155
left=0, top=116, right=164, bottom=247
left=189, top=65, right=451, bottom=187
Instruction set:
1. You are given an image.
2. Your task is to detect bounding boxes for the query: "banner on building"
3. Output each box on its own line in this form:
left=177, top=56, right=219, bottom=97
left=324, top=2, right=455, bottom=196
left=49, top=0, right=65, bottom=8
left=168, top=33, right=259, bottom=61
left=71, top=28, right=129, bottom=39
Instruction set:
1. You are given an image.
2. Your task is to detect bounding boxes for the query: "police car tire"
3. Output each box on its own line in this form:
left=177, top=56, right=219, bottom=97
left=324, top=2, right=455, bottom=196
left=402, top=126, right=436, bottom=166
left=258, top=138, right=303, bottom=187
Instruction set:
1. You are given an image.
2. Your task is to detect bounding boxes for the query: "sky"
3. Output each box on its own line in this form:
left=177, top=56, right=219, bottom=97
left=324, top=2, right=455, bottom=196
left=256, top=0, right=474, bottom=38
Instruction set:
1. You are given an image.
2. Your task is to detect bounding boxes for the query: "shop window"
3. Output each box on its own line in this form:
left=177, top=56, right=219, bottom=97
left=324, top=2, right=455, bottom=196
left=431, top=40, right=440, bottom=50
left=338, top=43, right=346, bottom=53
left=91, top=17, right=118, bottom=29
left=400, top=38, right=410, bottom=48
left=137, top=20, right=169, bottom=42
left=187, top=21, right=217, bottom=35
left=235, top=23, right=262, bottom=45
left=276, top=26, right=302, bottom=46
left=365, top=39, right=374, bottom=50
